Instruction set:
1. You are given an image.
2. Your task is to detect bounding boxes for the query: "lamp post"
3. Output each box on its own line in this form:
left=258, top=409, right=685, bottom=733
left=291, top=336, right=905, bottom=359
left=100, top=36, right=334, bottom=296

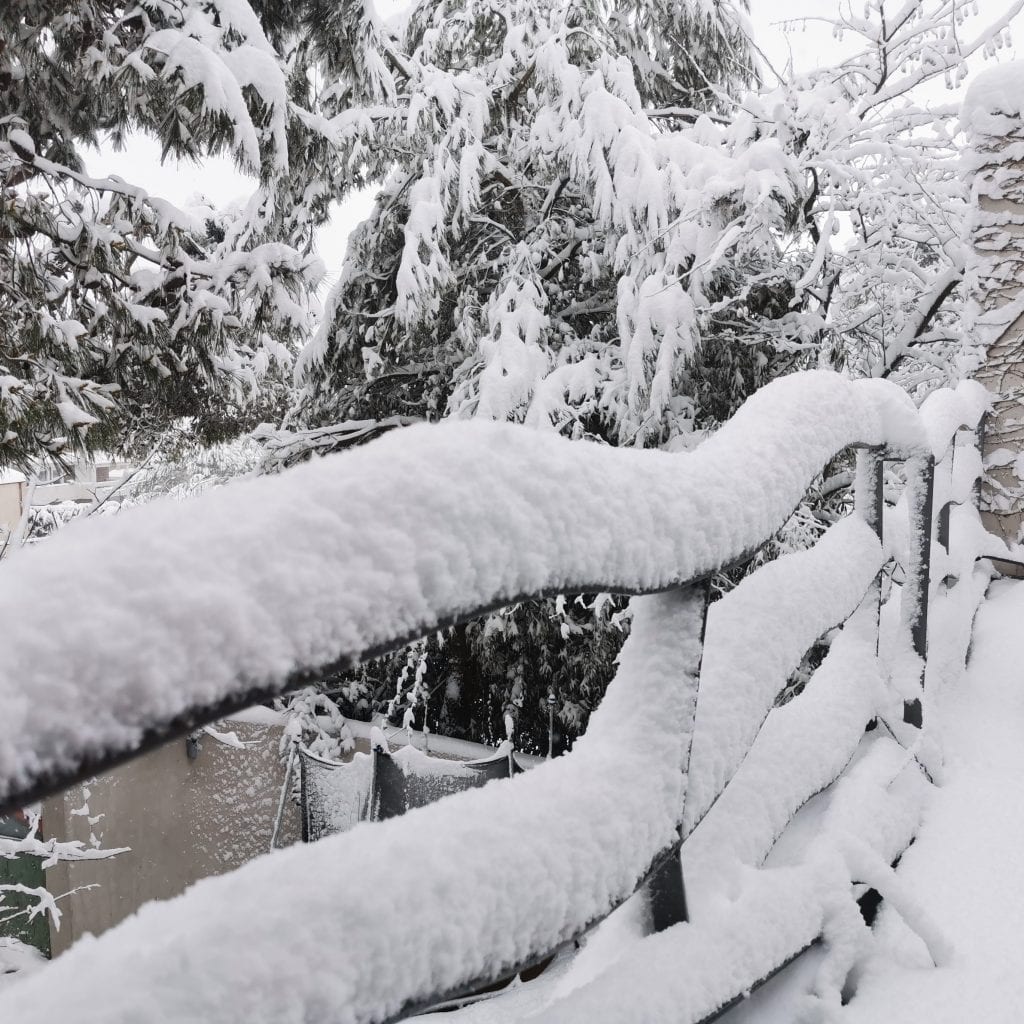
left=547, top=691, right=557, bottom=760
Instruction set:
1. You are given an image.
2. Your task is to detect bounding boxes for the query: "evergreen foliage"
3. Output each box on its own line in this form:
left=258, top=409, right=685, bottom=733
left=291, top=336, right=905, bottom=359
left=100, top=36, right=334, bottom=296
left=282, top=0, right=1021, bottom=750
left=0, top=0, right=321, bottom=471
left=284, top=0, right=773, bottom=750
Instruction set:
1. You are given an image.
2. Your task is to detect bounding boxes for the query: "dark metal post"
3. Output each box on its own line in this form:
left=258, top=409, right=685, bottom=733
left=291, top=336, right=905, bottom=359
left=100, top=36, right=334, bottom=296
left=855, top=449, right=885, bottom=655
left=648, top=840, right=688, bottom=933
left=976, top=415, right=987, bottom=511
left=855, top=449, right=885, bottom=542
left=647, top=580, right=710, bottom=933
left=298, top=751, right=310, bottom=843
left=546, top=691, right=556, bottom=760
left=903, top=454, right=935, bottom=728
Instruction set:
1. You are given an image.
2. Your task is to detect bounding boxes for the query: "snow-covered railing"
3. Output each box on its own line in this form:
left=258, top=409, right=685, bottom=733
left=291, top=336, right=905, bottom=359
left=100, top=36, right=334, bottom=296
left=0, top=371, right=927, bottom=813
left=0, top=371, right=991, bottom=1024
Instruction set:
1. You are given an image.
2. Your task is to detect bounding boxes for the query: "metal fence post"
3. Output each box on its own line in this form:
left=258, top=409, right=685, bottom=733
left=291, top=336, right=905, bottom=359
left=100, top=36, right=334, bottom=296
left=647, top=580, right=710, bottom=933
left=903, top=455, right=935, bottom=727
left=855, top=449, right=885, bottom=654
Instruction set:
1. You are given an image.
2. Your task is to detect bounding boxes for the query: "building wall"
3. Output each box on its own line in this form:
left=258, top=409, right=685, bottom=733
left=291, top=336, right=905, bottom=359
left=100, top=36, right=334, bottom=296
left=0, top=479, right=25, bottom=535
left=43, top=716, right=301, bottom=957
left=40, top=714, right=534, bottom=957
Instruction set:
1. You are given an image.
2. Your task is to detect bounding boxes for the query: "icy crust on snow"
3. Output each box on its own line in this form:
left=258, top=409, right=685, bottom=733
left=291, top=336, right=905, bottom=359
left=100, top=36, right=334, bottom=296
left=961, top=62, right=1024, bottom=138
left=0, top=591, right=706, bottom=1024
left=0, top=370, right=925, bottom=806
left=683, top=517, right=884, bottom=835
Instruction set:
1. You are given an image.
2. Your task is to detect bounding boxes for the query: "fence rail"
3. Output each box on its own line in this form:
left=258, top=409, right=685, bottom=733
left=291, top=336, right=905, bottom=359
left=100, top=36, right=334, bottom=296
left=0, top=372, right=993, bottom=1024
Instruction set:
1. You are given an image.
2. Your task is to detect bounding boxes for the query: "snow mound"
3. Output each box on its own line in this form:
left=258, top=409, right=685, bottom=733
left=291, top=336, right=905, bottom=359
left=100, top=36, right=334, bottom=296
left=961, top=62, right=1024, bottom=137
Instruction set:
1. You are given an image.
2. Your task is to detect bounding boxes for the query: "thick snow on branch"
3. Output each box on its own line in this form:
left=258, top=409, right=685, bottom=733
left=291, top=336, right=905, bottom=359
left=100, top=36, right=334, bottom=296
left=0, top=371, right=926, bottom=808
left=0, top=590, right=705, bottom=1024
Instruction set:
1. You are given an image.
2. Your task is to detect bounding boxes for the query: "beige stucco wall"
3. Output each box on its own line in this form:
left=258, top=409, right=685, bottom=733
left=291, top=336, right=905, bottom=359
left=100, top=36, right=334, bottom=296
left=43, top=717, right=300, bottom=957
left=973, top=187, right=1024, bottom=546
left=0, top=478, right=25, bottom=535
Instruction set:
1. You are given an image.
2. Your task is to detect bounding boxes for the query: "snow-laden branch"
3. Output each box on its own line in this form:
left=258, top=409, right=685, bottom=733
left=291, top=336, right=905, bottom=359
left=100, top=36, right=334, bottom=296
left=0, top=831, right=128, bottom=867
left=0, top=370, right=929, bottom=812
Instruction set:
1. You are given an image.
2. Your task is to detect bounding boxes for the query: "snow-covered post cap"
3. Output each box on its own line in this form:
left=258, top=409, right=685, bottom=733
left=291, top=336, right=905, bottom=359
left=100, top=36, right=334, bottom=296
left=961, top=62, right=1024, bottom=548
left=370, top=726, right=390, bottom=754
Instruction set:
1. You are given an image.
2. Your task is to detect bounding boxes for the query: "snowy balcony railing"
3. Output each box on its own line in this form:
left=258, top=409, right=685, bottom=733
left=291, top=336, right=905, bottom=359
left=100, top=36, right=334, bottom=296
left=0, top=371, right=991, bottom=1024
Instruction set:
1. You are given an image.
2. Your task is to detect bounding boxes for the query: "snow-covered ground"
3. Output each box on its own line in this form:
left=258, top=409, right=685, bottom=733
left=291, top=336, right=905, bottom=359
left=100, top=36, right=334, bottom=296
left=0, top=938, right=45, bottom=988
left=838, top=576, right=1024, bottom=1023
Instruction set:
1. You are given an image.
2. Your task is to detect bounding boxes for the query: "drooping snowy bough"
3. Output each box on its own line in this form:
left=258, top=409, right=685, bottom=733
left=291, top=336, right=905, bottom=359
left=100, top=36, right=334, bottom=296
left=0, top=371, right=993, bottom=1024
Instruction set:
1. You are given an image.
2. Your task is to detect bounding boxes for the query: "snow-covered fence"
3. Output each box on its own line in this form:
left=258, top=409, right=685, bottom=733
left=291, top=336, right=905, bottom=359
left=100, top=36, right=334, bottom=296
left=0, top=371, right=925, bottom=813
left=0, top=371, right=992, bottom=1024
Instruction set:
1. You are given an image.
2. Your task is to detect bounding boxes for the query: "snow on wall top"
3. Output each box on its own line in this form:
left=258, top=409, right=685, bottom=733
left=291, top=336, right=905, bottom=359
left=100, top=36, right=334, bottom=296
left=0, top=370, right=925, bottom=808
left=961, top=62, right=1024, bottom=137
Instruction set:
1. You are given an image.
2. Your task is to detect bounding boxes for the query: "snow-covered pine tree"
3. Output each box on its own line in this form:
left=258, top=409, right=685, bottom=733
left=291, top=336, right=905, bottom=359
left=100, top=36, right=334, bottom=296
left=0, top=0, right=322, bottom=472
left=276, top=0, right=1023, bottom=750
left=278, top=0, right=796, bottom=749
left=293, top=0, right=796, bottom=449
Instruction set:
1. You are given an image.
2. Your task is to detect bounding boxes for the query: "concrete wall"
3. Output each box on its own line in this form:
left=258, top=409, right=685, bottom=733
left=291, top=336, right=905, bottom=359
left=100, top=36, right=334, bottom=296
left=43, top=717, right=300, bottom=957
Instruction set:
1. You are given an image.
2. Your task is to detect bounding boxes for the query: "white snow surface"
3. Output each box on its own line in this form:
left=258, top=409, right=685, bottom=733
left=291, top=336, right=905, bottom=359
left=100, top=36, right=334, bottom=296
left=521, top=727, right=932, bottom=1024
left=684, top=517, right=884, bottom=835
left=916, top=380, right=990, bottom=462
left=0, top=370, right=927, bottom=807
left=0, top=938, right=45, bottom=989
left=961, top=61, right=1024, bottom=137
left=840, top=578, right=1024, bottom=1022
left=530, top=862, right=833, bottom=1024
left=684, top=614, right=885, bottom=882
left=0, top=589, right=706, bottom=1024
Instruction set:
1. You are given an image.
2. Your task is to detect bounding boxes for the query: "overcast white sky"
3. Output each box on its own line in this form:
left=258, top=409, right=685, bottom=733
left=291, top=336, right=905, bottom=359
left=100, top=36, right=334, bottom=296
left=83, top=0, right=1021, bottom=289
